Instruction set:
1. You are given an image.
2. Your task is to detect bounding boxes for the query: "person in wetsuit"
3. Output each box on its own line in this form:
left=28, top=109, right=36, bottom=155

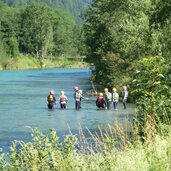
left=96, top=93, right=105, bottom=109
left=47, top=90, right=56, bottom=109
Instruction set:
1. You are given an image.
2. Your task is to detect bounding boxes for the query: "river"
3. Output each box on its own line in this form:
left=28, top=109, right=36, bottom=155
left=0, top=68, right=135, bottom=152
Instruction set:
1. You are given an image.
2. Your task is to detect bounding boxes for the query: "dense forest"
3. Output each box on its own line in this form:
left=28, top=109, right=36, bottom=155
left=82, top=0, right=171, bottom=140
left=0, top=1, right=90, bottom=69
left=83, top=0, right=171, bottom=89
left=0, top=1, right=171, bottom=170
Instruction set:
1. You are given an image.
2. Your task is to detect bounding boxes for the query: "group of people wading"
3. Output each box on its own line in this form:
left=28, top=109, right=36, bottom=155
left=47, top=86, right=128, bottom=110
left=96, top=86, right=128, bottom=110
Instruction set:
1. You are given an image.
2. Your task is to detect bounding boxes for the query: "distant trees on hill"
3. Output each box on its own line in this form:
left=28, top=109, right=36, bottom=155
left=1, top=0, right=92, bottom=23
left=0, top=2, right=84, bottom=62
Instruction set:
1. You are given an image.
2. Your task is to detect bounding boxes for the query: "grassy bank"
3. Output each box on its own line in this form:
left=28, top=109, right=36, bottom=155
left=0, top=126, right=171, bottom=170
left=0, top=54, right=90, bottom=70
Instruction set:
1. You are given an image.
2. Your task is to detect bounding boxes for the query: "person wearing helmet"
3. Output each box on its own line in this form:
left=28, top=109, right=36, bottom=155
left=59, top=91, right=68, bottom=109
left=78, top=89, right=89, bottom=108
left=112, top=88, right=119, bottom=110
left=73, top=86, right=79, bottom=99
left=122, top=86, right=128, bottom=109
left=74, top=89, right=82, bottom=110
left=96, top=93, right=105, bottom=109
left=104, top=88, right=112, bottom=109
left=47, top=90, right=56, bottom=109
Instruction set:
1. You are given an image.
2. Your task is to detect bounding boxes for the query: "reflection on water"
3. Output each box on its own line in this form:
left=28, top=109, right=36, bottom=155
left=0, top=68, right=135, bottom=152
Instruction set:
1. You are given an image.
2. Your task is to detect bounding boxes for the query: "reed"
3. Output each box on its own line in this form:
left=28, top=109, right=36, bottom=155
left=0, top=116, right=171, bottom=171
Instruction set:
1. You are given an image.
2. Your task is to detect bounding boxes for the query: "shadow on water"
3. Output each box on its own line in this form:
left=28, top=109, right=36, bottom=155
left=0, top=68, right=135, bottom=153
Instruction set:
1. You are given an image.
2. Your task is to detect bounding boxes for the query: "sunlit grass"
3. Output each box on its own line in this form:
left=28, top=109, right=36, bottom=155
left=0, top=123, right=171, bottom=170
left=0, top=54, right=89, bottom=70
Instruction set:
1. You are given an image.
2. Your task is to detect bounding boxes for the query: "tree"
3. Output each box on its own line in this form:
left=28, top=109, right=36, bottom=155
left=149, top=0, right=171, bottom=59
left=83, top=0, right=152, bottom=87
left=20, top=3, right=53, bottom=63
left=51, top=9, right=77, bottom=56
left=0, top=4, right=20, bottom=57
left=131, top=56, right=171, bottom=137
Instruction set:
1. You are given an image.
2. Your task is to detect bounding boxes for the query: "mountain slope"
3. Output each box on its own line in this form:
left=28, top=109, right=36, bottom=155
left=1, top=0, right=92, bottom=22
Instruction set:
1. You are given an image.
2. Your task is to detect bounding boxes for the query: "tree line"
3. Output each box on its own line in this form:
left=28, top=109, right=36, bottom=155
left=82, top=0, right=171, bottom=132
left=82, top=0, right=171, bottom=90
left=0, top=2, right=83, bottom=66
left=1, top=0, right=91, bottom=23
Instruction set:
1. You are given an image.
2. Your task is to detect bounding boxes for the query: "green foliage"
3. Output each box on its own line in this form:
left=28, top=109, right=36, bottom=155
left=51, top=9, right=77, bottom=56
left=0, top=1, right=84, bottom=67
left=94, top=53, right=126, bottom=88
left=83, top=0, right=171, bottom=88
left=20, top=3, right=53, bottom=61
left=0, top=4, right=20, bottom=57
left=83, top=0, right=152, bottom=87
left=3, top=54, right=41, bottom=70
left=131, top=56, right=171, bottom=137
left=2, top=0, right=91, bottom=23
left=1, top=127, right=171, bottom=170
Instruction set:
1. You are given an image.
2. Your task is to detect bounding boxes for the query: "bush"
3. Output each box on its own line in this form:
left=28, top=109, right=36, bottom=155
left=0, top=125, right=171, bottom=170
left=131, top=56, right=171, bottom=138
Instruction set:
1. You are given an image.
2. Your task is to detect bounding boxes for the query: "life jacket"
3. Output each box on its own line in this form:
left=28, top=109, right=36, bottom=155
left=48, top=95, right=54, bottom=102
left=75, top=92, right=81, bottom=101
left=97, top=96, right=104, bottom=103
left=105, top=92, right=112, bottom=102
left=113, top=92, right=119, bottom=101
left=60, top=95, right=67, bottom=103
left=122, top=91, right=128, bottom=99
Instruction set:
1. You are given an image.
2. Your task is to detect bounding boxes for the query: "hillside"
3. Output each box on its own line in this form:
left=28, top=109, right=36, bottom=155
left=1, top=0, right=92, bottom=22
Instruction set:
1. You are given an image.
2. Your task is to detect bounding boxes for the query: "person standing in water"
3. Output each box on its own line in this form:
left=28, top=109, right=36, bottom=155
left=112, top=88, right=119, bottom=110
left=73, top=86, right=81, bottom=110
left=122, top=86, right=128, bottom=109
left=59, top=91, right=68, bottom=109
left=96, top=93, right=105, bottom=109
left=75, top=89, right=82, bottom=110
left=104, top=88, right=112, bottom=109
left=47, top=90, right=56, bottom=109
left=73, top=86, right=79, bottom=99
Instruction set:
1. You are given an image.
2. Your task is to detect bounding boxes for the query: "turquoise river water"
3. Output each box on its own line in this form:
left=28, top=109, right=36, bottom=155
left=0, top=68, right=135, bottom=152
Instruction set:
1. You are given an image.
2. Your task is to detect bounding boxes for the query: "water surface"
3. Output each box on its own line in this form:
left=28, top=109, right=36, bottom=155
left=0, top=68, right=135, bottom=152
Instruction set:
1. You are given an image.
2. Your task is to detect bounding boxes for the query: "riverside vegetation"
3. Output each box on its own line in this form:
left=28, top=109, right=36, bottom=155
left=1, top=126, right=171, bottom=171
left=0, top=0, right=171, bottom=170
left=0, top=1, right=89, bottom=70
left=0, top=54, right=170, bottom=171
left=0, top=54, right=89, bottom=70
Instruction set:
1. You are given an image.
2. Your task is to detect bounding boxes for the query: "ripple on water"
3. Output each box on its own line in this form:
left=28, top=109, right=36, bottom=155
left=0, top=68, right=135, bottom=152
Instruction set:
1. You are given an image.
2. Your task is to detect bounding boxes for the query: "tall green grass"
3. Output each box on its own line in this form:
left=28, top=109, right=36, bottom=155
left=0, top=54, right=41, bottom=70
left=0, top=54, right=89, bottom=70
left=0, top=122, right=171, bottom=171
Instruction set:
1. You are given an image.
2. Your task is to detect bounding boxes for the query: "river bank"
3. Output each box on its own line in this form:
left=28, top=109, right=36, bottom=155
left=0, top=126, right=170, bottom=170
left=0, top=68, right=134, bottom=153
left=0, top=54, right=90, bottom=70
